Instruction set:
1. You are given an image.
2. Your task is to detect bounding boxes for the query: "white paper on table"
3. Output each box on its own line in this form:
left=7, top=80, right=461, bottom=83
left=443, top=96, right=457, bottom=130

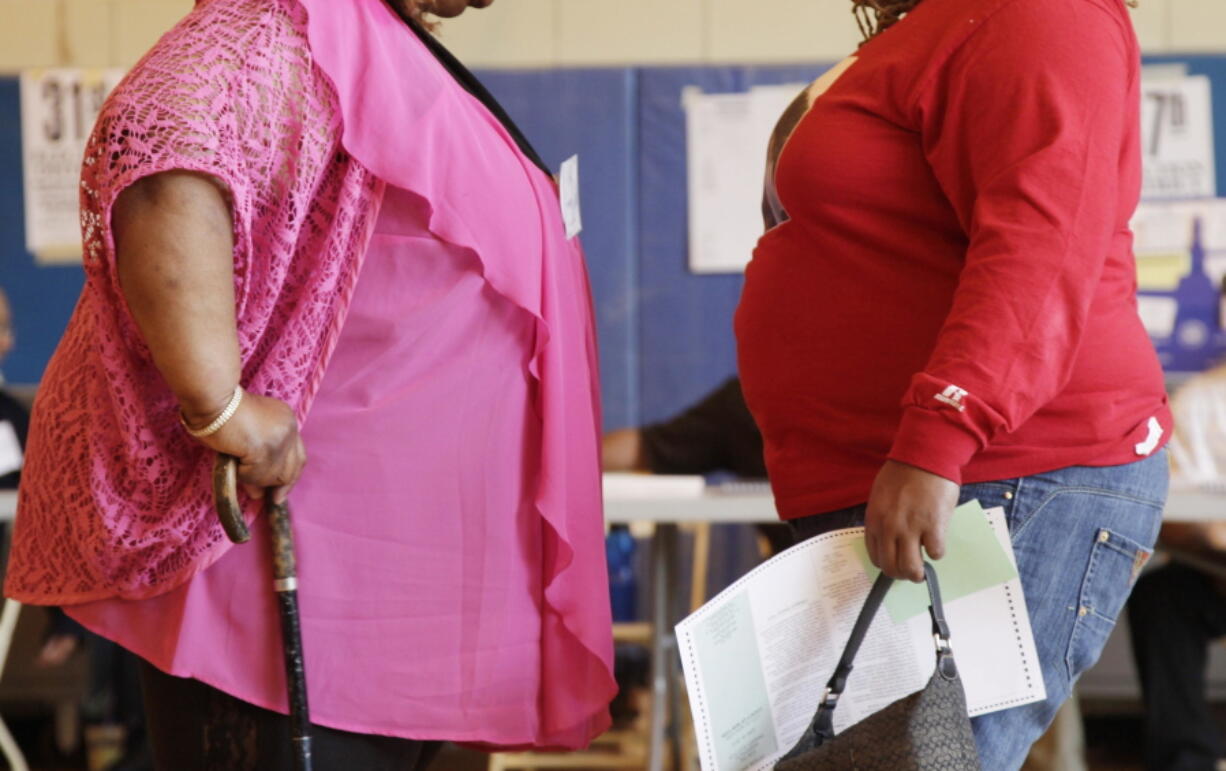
left=683, top=84, right=805, bottom=274
left=601, top=472, right=706, bottom=500
left=0, top=422, right=22, bottom=478
left=676, top=507, right=1044, bottom=771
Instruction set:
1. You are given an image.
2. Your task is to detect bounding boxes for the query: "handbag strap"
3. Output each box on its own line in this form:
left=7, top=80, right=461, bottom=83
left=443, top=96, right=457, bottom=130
left=807, top=561, right=956, bottom=743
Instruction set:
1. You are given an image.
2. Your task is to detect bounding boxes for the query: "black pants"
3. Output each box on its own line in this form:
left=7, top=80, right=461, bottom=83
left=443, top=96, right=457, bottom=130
left=1128, top=562, right=1226, bottom=771
left=138, top=660, right=440, bottom=771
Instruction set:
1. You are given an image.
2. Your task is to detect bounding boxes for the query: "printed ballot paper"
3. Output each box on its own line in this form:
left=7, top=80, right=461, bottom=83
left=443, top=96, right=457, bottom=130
left=676, top=502, right=1044, bottom=771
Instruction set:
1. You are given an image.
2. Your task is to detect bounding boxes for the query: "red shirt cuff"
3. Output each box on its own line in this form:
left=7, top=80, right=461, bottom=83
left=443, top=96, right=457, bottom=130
left=887, top=405, right=983, bottom=484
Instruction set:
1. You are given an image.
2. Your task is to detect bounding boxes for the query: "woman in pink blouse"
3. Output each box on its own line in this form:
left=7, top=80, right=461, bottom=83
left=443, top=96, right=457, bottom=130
left=4, top=0, right=616, bottom=767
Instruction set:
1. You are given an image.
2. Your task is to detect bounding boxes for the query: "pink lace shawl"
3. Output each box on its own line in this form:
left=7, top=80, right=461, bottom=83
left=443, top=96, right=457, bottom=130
left=7, top=0, right=613, bottom=746
left=8, top=0, right=382, bottom=600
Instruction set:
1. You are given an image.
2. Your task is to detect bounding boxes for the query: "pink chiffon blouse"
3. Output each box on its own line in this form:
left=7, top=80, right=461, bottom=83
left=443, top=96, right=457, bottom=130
left=7, top=0, right=614, bottom=749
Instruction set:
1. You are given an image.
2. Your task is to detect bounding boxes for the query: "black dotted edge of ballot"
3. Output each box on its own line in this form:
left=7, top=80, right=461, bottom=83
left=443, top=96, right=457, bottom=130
left=972, top=582, right=1038, bottom=714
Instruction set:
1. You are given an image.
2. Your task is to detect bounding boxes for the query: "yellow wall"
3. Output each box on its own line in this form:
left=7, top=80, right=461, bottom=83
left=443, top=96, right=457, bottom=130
left=0, top=0, right=1222, bottom=74
left=0, top=0, right=192, bottom=71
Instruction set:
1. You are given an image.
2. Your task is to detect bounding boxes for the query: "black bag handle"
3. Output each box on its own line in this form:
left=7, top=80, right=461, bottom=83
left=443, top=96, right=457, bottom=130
left=805, top=562, right=957, bottom=744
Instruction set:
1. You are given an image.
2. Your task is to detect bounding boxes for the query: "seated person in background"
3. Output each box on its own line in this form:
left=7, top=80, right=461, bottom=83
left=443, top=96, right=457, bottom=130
left=0, top=287, right=28, bottom=489
left=603, top=376, right=764, bottom=478
left=1129, top=366, right=1226, bottom=771
left=0, top=287, right=149, bottom=769
left=0, top=288, right=72, bottom=663
left=603, top=377, right=794, bottom=556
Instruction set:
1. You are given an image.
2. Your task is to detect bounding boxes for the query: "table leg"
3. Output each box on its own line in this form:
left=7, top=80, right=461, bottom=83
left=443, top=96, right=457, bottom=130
left=0, top=598, right=30, bottom=771
left=666, top=631, right=683, bottom=771
left=648, top=523, right=678, bottom=771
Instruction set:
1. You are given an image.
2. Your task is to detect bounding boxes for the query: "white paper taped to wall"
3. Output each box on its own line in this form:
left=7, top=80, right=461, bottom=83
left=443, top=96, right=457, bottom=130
left=684, top=84, right=804, bottom=274
left=1140, top=74, right=1216, bottom=201
left=20, top=68, right=125, bottom=264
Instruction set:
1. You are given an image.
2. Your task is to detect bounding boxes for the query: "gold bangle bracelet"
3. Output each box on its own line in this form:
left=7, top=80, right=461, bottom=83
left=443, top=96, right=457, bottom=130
left=180, top=385, right=243, bottom=438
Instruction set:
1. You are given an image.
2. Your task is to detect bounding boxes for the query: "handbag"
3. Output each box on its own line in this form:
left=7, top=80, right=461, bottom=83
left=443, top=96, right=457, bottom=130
left=774, top=562, right=981, bottom=771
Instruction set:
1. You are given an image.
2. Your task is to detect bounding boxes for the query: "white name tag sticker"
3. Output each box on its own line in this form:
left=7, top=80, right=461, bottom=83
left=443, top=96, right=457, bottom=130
left=0, top=421, right=22, bottom=477
left=559, top=154, right=582, bottom=239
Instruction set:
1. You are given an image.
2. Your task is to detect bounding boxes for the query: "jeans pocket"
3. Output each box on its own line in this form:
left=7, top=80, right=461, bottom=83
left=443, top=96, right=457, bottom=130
left=1065, top=527, right=1153, bottom=681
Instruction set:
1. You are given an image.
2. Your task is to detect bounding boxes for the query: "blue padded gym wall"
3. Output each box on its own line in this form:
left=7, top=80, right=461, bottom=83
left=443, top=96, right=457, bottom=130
left=0, top=78, right=85, bottom=386
left=5, top=54, right=1226, bottom=426
left=635, top=65, right=830, bottom=425
left=479, top=68, right=640, bottom=430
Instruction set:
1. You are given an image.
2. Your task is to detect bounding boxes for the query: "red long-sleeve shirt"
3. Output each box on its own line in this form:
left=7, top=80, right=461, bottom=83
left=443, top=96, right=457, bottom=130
left=735, top=0, right=1171, bottom=519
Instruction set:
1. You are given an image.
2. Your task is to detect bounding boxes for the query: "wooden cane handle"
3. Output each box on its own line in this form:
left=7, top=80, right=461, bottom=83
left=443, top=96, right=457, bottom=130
left=212, top=454, right=251, bottom=544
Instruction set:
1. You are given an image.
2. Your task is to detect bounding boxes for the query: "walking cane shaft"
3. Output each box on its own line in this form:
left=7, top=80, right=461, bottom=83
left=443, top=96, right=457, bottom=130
left=212, top=454, right=314, bottom=771
left=268, top=499, right=313, bottom=771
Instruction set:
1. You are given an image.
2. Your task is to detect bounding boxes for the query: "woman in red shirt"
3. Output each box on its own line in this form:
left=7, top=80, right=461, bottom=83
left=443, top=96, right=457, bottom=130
left=736, top=0, right=1169, bottom=767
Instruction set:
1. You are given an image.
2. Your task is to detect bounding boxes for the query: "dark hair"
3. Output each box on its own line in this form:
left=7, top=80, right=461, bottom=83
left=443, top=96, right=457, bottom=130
left=850, top=0, right=912, bottom=40
left=851, top=0, right=1137, bottom=41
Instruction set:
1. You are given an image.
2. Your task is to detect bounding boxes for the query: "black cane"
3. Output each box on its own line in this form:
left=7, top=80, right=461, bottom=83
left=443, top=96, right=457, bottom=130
left=213, top=454, right=314, bottom=771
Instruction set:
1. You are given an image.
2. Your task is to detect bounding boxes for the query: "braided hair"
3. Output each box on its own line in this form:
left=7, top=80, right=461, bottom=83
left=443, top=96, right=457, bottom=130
left=851, top=0, right=915, bottom=40
left=851, top=0, right=1137, bottom=41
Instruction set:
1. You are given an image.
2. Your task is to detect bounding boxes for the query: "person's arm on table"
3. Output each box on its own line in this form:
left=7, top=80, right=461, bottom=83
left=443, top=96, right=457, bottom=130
left=113, top=170, right=305, bottom=503
left=602, top=429, right=646, bottom=472
left=603, top=378, right=763, bottom=476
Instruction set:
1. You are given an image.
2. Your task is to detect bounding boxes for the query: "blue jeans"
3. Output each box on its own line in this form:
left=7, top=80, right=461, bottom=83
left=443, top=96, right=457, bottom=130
left=790, top=450, right=1169, bottom=771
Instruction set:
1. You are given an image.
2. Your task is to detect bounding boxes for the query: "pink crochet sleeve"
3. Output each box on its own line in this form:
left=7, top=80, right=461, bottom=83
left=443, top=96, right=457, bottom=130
left=80, top=5, right=277, bottom=326
left=7, top=0, right=381, bottom=602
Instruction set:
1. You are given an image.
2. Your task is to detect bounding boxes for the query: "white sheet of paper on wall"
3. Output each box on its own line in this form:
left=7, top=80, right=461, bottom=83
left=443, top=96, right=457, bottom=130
left=1140, top=75, right=1216, bottom=201
left=683, top=84, right=805, bottom=274
left=0, top=421, right=22, bottom=478
left=20, top=68, right=126, bottom=264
